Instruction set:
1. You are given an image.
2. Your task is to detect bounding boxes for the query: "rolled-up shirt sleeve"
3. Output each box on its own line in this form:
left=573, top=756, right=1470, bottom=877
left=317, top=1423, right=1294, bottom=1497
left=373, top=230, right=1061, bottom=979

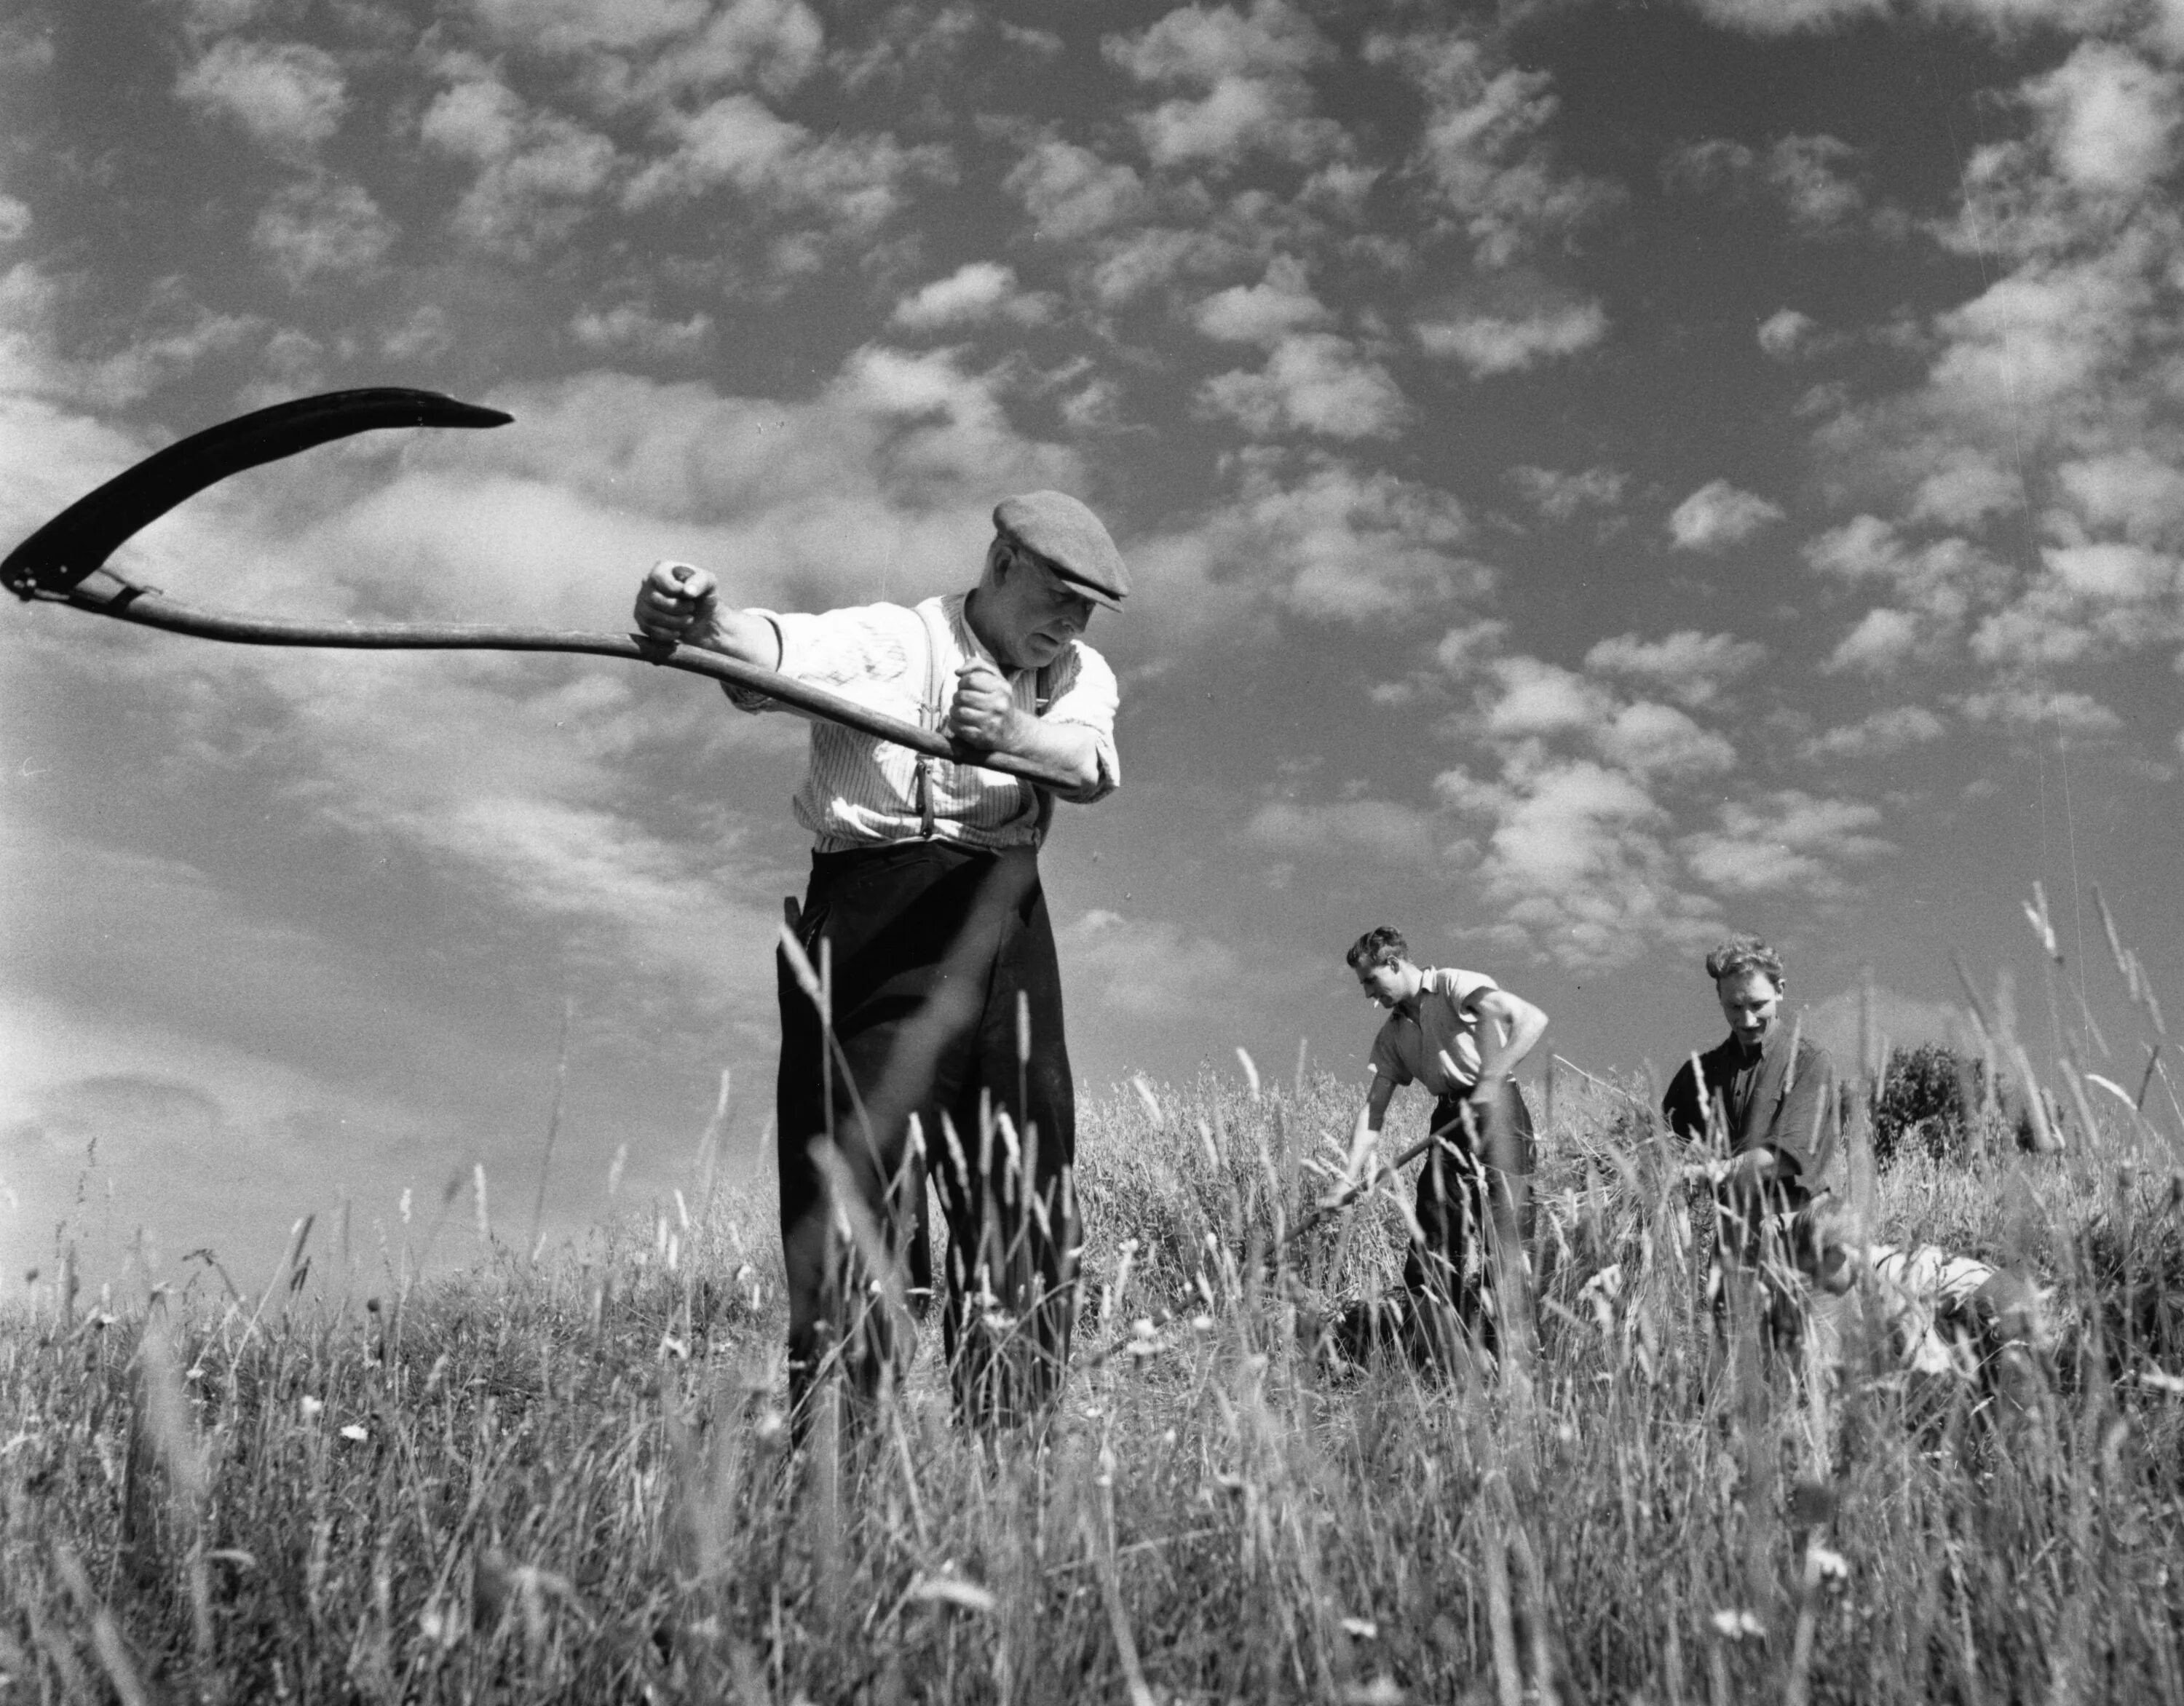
left=1042, top=641, right=1121, bottom=804
left=721, top=606, right=918, bottom=716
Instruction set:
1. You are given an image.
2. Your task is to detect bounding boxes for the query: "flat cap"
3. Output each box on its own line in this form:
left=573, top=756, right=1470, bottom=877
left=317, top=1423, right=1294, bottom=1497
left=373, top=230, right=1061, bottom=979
left=994, top=491, right=1130, bottom=609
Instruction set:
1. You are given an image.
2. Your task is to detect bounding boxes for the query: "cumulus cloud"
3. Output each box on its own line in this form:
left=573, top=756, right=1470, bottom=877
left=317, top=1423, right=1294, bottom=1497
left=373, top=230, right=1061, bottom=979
left=1805, top=517, right=2017, bottom=669
left=1757, top=307, right=1818, bottom=359
left=891, top=261, right=1049, bottom=330
left=1681, top=790, right=1893, bottom=895
left=1086, top=225, right=1241, bottom=306
left=1483, top=656, right=1613, bottom=739
left=1415, top=301, right=1607, bottom=376
left=0, top=263, right=258, bottom=408
left=1198, top=333, right=1409, bottom=439
left=2040, top=539, right=2177, bottom=600
left=1597, top=701, right=1739, bottom=779
left=1787, top=39, right=2184, bottom=766
left=175, top=37, right=348, bottom=157
left=251, top=176, right=397, bottom=288
left=1907, top=451, right=2022, bottom=527
left=2054, top=445, right=2184, bottom=544
left=1002, top=137, right=1149, bottom=241
left=1104, top=0, right=1341, bottom=170
left=2024, top=41, right=2182, bottom=201
left=621, top=93, right=946, bottom=239
left=1583, top=630, right=1768, bottom=707
left=569, top=301, right=713, bottom=360
left=1689, top=1, right=2122, bottom=39
left=1827, top=607, right=1928, bottom=673
left=1688, top=0, right=1891, bottom=31
left=1801, top=705, right=1948, bottom=760
left=1666, top=134, right=1868, bottom=234
left=1509, top=463, right=1626, bottom=523
left=472, top=0, right=826, bottom=103
left=1436, top=757, right=1720, bottom=972
left=1669, top=480, right=1786, bottom=551
left=1133, top=456, right=1487, bottom=627
left=1417, top=619, right=1856, bottom=967
left=1244, top=798, right=1442, bottom=864
left=1364, top=25, right=1618, bottom=266
left=1961, top=685, right=2124, bottom=737
left=1190, top=255, right=1330, bottom=344
left=1468, top=653, right=1746, bottom=782
left=422, top=74, right=619, bottom=258
left=1056, top=909, right=1245, bottom=1017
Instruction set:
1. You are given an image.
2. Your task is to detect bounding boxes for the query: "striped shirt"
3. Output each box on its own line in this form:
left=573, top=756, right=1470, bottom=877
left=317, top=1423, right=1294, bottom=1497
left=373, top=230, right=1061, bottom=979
left=725, top=592, right=1120, bottom=853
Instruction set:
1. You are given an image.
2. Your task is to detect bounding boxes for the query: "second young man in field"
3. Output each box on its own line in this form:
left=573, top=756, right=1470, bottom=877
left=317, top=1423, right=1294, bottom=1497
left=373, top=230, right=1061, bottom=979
left=1337, top=927, right=1549, bottom=1367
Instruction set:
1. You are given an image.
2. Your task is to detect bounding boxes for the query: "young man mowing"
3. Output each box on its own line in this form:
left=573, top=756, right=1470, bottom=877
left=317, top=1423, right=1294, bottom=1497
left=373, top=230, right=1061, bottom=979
left=1330, top=927, right=1549, bottom=1370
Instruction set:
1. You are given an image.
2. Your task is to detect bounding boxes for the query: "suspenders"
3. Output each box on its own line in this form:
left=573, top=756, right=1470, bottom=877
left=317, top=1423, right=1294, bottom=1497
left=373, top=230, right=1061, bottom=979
left=911, top=598, right=1056, bottom=844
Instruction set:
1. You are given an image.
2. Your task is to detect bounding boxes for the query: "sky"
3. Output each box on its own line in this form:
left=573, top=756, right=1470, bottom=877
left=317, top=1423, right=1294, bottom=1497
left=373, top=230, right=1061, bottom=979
left=2, top=0, right=2179, bottom=1293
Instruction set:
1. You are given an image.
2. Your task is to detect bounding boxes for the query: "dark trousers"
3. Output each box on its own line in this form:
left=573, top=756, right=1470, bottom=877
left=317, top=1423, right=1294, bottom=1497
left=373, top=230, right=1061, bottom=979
left=777, top=840, right=1077, bottom=1429
left=1339, top=1082, right=1536, bottom=1367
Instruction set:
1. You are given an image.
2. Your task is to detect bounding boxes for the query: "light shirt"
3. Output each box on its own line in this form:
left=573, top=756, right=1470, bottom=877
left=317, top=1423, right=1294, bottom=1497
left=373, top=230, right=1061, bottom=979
left=725, top=592, right=1120, bottom=854
left=1860, top=1244, right=2002, bottom=1376
left=1369, top=968, right=1501, bottom=1098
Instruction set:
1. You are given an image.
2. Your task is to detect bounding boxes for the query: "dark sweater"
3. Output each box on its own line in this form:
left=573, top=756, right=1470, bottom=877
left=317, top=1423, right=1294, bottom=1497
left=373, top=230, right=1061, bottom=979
left=1661, top=1031, right=1840, bottom=1193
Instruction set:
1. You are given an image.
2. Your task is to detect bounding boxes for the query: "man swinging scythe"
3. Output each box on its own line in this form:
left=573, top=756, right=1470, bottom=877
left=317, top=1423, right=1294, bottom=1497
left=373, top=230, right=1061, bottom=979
left=6, top=387, right=1126, bottom=1432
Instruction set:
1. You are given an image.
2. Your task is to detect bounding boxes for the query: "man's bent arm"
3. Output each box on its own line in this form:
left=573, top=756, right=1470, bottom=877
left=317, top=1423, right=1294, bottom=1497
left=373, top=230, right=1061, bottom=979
left=1467, top=988, right=1548, bottom=1101
left=949, top=660, right=1107, bottom=794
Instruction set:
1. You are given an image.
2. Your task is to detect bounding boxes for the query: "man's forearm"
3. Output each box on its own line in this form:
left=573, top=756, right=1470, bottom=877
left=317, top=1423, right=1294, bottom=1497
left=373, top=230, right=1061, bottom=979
left=984, top=715, right=1103, bottom=793
left=681, top=608, right=780, bottom=670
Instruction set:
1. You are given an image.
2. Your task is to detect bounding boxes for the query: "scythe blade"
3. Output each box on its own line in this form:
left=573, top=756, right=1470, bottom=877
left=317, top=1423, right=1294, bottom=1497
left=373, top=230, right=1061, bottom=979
left=2, top=386, right=512, bottom=600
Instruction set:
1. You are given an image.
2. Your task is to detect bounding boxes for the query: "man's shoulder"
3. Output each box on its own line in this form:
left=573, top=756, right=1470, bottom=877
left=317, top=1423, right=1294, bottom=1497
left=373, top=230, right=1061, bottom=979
left=1789, top=1035, right=1837, bottom=1071
left=1425, top=967, right=1497, bottom=1006
left=1771, top=1033, right=1837, bottom=1087
left=1051, top=635, right=1115, bottom=689
left=1696, top=1033, right=1745, bottom=1072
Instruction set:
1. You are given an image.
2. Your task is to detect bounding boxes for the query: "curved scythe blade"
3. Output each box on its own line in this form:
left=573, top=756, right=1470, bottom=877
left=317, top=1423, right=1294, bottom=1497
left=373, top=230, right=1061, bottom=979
left=2, top=386, right=512, bottom=600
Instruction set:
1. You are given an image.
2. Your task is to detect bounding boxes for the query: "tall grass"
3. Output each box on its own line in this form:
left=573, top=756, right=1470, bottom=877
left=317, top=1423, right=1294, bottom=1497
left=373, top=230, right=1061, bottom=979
left=7, top=965, right=2183, bottom=1700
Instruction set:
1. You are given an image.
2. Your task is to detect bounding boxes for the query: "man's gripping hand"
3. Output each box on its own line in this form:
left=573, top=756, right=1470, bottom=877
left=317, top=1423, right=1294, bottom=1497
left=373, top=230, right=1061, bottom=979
left=633, top=560, right=723, bottom=651
left=949, top=659, right=1028, bottom=752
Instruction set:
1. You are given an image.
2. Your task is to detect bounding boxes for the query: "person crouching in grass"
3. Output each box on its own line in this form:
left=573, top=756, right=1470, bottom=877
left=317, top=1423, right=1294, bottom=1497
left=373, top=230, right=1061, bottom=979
left=1790, top=1201, right=2058, bottom=1421
left=1328, top=926, right=1548, bottom=1371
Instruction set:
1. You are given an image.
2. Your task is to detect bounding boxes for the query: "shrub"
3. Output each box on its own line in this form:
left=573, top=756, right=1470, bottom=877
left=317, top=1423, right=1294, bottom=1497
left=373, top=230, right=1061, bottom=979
left=1872, top=1043, right=1985, bottom=1167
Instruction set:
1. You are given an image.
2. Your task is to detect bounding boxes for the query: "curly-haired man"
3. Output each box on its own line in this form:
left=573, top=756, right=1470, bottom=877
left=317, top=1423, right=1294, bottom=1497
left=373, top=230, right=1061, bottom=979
left=1334, top=926, right=1549, bottom=1367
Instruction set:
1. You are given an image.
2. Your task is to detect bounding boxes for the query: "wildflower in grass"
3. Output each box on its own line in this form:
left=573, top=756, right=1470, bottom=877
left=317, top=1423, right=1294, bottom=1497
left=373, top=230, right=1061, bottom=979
left=1712, top=1609, right=1766, bottom=1640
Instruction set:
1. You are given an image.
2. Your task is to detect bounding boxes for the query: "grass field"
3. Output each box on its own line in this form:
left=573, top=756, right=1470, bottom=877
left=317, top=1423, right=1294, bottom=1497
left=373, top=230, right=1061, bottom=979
left=7, top=1023, right=2183, bottom=1703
